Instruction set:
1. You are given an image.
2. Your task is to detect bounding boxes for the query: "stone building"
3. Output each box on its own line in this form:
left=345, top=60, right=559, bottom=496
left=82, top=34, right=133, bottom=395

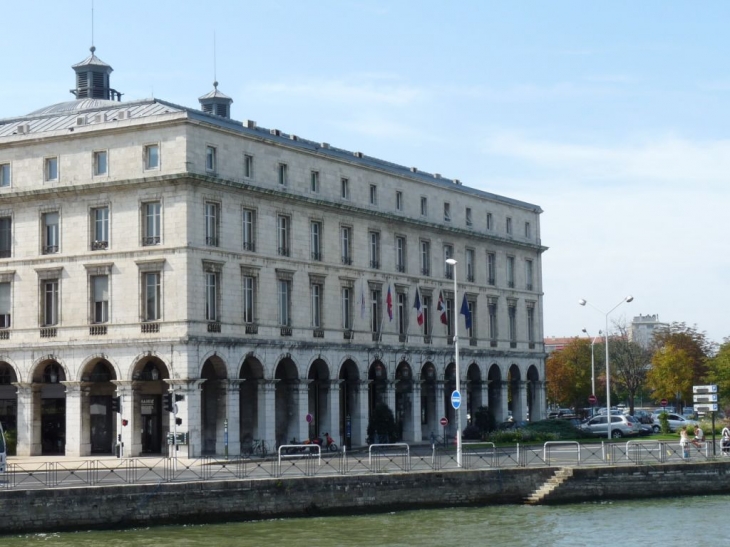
left=630, top=314, right=667, bottom=349
left=0, top=48, right=547, bottom=457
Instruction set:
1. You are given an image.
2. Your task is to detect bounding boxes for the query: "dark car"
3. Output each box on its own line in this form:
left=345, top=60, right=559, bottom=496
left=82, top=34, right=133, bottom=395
left=626, top=415, right=653, bottom=436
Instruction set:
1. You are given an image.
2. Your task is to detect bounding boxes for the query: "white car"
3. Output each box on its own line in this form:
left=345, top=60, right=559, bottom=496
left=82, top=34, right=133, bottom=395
left=651, top=412, right=698, bottom=433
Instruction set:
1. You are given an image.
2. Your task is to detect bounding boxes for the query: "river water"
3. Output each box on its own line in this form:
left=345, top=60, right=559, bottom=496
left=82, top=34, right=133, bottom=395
left=5, top=495, right=724, bottom=547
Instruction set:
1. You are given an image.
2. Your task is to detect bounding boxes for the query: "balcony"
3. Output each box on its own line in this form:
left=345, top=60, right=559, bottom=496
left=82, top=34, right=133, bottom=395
left=343, top=329, right=354, bottom=340
left=470, top=338, right=477, bottom=347
left=206, top=236, right=219, bottom=247
left=141, top=322, right=160, bottom=333
left=245, top=323, right=258, bottom=335
left=399, top=334, right=407, bottom=343
left=510, top=341, right=517, bottom=348
left=313, top=328, right=324, bottom=338
left=341, top=256, right=352, bottom=266
left=529, top=342, right=536, bottom=349
left=42, top=245, right=59, bottom=254
left=508, top=281, right=515, bottom=288
left=311, top=251, right=322, bottom=261
left=488, top=277, right=495, bottom=286
left=0, top=331, right=8, bottom=340
left=526, top=283, right=533, bottom=291
left=396, top=263, right=406, bottom=273
left=372, top=332, right=380, bottom=342
left=89, top=325, right=107, bottom=336
left=467, top=274, right=474, bottom=283
left=490, top=340, right=498, bottom=347
left=424, top=335, right=432, bottom=345
left=0, top=250, right=9, bottom=258
left=370, top=260, right=380, bottom=270
left=278, top=247, right=290, bottom=257
left=207, top=322, right=221, bottom=333
left=445, top=271, right=453, bottom=280
left=421, top=267, right=430, bottom=276
left=91, top=240, right=108, bottom=251
left=243, top=241, right=256, bottom=252
left=40, top=327, right=57, bottom=338
left=448, top=336, right=454, bottom=345
left=142, top=236, right=161, bottom=246
left=280, top=326, right=292, bottom=336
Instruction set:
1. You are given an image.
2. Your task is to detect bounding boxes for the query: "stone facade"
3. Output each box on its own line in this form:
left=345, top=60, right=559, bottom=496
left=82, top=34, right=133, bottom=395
left=0, top=52, right=547, bottom=457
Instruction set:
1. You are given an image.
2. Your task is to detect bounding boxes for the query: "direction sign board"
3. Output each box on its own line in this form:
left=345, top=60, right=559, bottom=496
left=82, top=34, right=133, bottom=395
left=693, top=385, right=718, bottom=394
left=694, top=404, right=718, bottom=413
left=440, top=417, right=448, bottom=426
left=588, top=394, right=597, bottom=405
left=693, top=394, right=718, bottom=403
left=451, top=390, right=462, bottom=410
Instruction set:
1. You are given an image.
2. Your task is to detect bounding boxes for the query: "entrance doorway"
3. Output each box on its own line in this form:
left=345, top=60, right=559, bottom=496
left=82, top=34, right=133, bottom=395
left=90, top=396, right=113, bottom=454
left=141, top=395, right=161, bottom=453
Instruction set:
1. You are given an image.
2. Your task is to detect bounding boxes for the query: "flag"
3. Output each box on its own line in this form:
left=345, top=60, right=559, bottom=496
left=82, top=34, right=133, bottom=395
left=437, top=290, right=448, bottom=325
left=413, top=286, right=424, bottom=326
left=460, top=293, right=472, bottom=330
left=386, top=284, right=393, bottom=322
left=359, top=279, right=367, bottom=320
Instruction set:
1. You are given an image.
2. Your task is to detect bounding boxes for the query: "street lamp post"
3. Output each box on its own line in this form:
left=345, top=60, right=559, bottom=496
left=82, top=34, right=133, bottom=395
left=581, top=327, right=602, bottom=408
left=579, top=296, right=633, bottom=440
left=445, top=257, right=462, bottom=467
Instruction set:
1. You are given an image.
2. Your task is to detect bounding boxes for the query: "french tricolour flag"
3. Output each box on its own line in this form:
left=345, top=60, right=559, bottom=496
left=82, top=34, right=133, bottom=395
left=413, top=287, right=424, bottom=326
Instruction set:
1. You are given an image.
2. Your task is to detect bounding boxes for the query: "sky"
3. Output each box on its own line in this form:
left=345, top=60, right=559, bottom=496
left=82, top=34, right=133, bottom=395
left=2, top=1, right=728, bottom=344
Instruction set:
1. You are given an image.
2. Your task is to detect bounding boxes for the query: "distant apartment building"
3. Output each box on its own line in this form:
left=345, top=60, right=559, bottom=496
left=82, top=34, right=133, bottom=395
left=630, top=314, right=668, bottom=349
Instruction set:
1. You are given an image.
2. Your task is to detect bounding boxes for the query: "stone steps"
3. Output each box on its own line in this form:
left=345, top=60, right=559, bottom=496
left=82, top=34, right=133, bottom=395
left=524, top=467, right=574, bottom=505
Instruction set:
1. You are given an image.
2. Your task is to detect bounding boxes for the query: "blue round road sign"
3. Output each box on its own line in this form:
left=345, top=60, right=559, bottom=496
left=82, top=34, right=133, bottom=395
left=451, top=390, right=461, bottom=410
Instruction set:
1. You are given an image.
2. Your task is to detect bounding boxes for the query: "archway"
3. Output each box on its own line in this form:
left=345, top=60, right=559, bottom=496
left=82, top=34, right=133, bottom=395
left=395, top=361, right=414, bottom=441
left=0, top=362, right=17, bottom=448
left=32, top=361, right=66, bottom=455
left=368, top=360, right=387, bottom=413
left=339, top=359, right=360, bottom=447
left=444, top=362, right=456, bottom=435
left=131, top=357, right=170, bottom=454
left=274, top=357, right=298, bottom=447
left=201, top=356, right=227, bottom=455
left=307, top=358, right=330, bottom=440
left=527, top=365, right=541, bottom=422
left=239, top=355, right=264, bottom=448
left=420, top=362, right=437, bottom=441
left=80, top=359, right=117, bottom=454
left=508, top=364, right=523, bottom=421
left=466, top=362, right=482, bottom=425
left=487, top=364, right=503, bottom=424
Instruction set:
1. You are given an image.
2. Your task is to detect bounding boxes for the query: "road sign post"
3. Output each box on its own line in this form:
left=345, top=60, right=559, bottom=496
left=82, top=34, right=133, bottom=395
left=440, top=417, right=448, bottom=447
left=660, top=398, right=668, bottom=408
left=694, top=384, right=719, bottom=455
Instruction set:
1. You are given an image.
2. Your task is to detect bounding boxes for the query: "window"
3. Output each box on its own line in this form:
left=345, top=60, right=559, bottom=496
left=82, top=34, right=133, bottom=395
left=93, top=151, right=107, bottom=176
left=486, top=212, right=493, bottom=230
left=311, top=283, right=322, bottom=328
left=506, top=217, right=512, bottom=235
left=42, top=212, right=59, bottom=254
left=508, top=302, right=517, bottom=345
left=369, top=231, right=380, bottom=269
left=205, top=202, right=220, bottom=247
left=526, top=259, right=534, bottom=291
left=278, top=163, right=288, bottom=186
left=488, top=299, right=498, bottom=341
left=243, top=275, right=256, bottom=324
left=370, top=288, right=381, bottom=334
left=443, top=245, right=453, bottom=279
left=144, top=144, right=159, bottom=170
left=143, top=272, right=161, bottom=322
left=0, top=164, right=9, bottom=187
left=466, top=207, right=472, bottom=227
left=142, top=201, right=161, bottom=245
left=487, top=252, right=496, bottom=285
left=0, top=217, right=11, bottom=258
left=396, top=191, right=403, bottom=211
left=445, top=296, right=454, bottom=337
left=423, top=294, right=432, bottom=336
left=397, top=291, right=407, bottom=335
left=311, top=221, right=322, bottom=261
left=310, top=171, right=320, bottom=193
left=420, top=240, right=431, bottom=276
left=369, top=184, right=377, bottom=206
left=527, top=303, right=535, bottom=344
left=342, top=287, right=352, bottom=330
left=507, top=256, right=515, bottom=288
left=341, top=178, right=350, bottom=200
left=91, top=206, right=109, bottom=250
left=244, top=154, right=254, bottom=179
left=278, top=279, right=291, bottom=326
left=444, top=202, right=451, bottom=222
left=466, top=249, right=475, bottom=282
left=277, top=215, right=290, bottom=256
left=525, top=221, right=531, bottom=239
left=45, top=157, right=59, bottom=181
left=242, top=208, right=256, bottom=251
left=91, top=275, right=109, bottom=323
left=42, top=279, right=59, bottom=326
left=205, top=146, right=217, bottom=173
left=0, top=282, right=10, bottom=328
left=205, top=272, right=219, bottom=322
left=395, top=236, right=406, bottom=273
left=341, top=226, right=352, bottom=265
left=467, top=300, right=475, bottom=340
left=420, top=197, right=428, bottom=217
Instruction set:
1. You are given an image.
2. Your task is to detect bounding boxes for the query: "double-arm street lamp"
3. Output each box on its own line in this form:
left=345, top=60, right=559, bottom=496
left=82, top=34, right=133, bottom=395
left=445, top=257, right=462, bottom=467
left=579, top=296, right=633, bottom=439
left=581, top=327, right=602, bottom=405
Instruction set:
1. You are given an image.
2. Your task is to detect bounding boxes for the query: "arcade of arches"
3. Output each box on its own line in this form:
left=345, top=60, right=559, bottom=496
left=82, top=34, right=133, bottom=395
left=0, top=355, right=545, bottom=457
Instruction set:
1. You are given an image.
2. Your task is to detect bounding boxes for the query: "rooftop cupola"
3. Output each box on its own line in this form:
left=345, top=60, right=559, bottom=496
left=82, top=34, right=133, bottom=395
left=70, top=46, right=122, bottom=101
left=198, top=81, right=232, bottom=118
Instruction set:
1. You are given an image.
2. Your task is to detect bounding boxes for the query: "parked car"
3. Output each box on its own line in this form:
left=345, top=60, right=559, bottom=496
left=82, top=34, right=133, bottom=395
left=626, top=415, right=653, bottom=436
left=579, top=415, right=640, bottom=438
left=651, top=412, right=698, bottom=433
left=548, top=409, right=575, bottom=419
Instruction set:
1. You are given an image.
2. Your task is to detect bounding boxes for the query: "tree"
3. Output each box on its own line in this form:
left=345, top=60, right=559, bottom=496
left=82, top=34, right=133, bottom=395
left=646, top=342, right=694, bottom=404
left=705, top=338, right=730, bottom=411
left=610, top=322, right=652, bottom=416
left=546, top=338, right=593, bottom=411
left=651, top=323, right=715, bottom=395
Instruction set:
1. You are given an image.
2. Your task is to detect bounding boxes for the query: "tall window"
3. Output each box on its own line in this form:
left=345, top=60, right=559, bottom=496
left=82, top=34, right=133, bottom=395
left=369, top=184, right=378, bottom=206
left=508, top=302, right=517, bottom=345
left=370, top=288, right=381, bottom=334
left=443, top=202, right=451, bottom=222
left=205, top=272, right=219, bottom=322
left=93, top=151, right=107, bottom=176
left=43, top=279, right=59, bottom=326
left=420, top=240, right=431, bottom=276
left=242, top=208, right=256, bottom=251
left=487, top=252, right=496, bottom=285
left=144, top=144, right=159, bottom=170
left=369, top=231, right=380, bottom=269
left=244, top=154, right=254, bottom=179
left=527, top=303, right=535, bottom=344
left=42, top=212, right=59, bottom=254
left=467, top=300, right=475, bottom=339
left=443, top=245, right=454, bottom=279
left=342, top=287, right=352, bottom=330
left=243, top=276, right=256, bottom=324
left=205, top=146, right=217, bottom=172
left=420, top=197, right=428, bottom=217
left=143, top=201, right=161, bottom=245
left=144, top=272, right=161, bottom=321
left=507, top=256, right=515, bottom=288
left=205, top=202, right=220, bottom=247
left=488, top=299, right=498, bottom=341
left=91, top=207, right=109, bottom=250
left=311, top=171, right=320, bottom=193
left=397, top=291, right=407, bottom=335
left=91, top=275, right=109, bottom=323
left=525, top=221, right=531, bottom=239
left=277, top=215, right=290, bottom=256
left=45, top=157, right=59, bottom=181
left=341, top=178, right=350, bottom=200
left=278, top=163, right=288, bottom=186
left=423, top=294, right=432, bottom=336
left=311, top=221, right=322, bottom=261
left=446, top=296, right=454, bottom=337
left=396, top=191, right=403, bottom=211
left=486, top=212, right=493, bottom=230
left=526, top=259, right=534, bottom=291
left=0, top=163, right=10, bottom=187
left=278, top=280, right=291, bottom=326
left=506, top=217, right=512, bottom=235
left=341, top=226, right=352, bottom=265
left=395, top=236, right=406, bottom=272
left=466, top=249, right=475, bottom=282
left=466, top=207, right=472, bottom=227
left=0, top=217, right=11, bottom=258
left=0, top=282, right=11, bottom=328
left=311, top=283, right=322, bottom=328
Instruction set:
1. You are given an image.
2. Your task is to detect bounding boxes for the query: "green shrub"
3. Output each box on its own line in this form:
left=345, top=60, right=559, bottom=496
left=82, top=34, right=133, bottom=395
left=4, top=429, right=16, bottom=456
left=658, top=412, right=670, bottom=434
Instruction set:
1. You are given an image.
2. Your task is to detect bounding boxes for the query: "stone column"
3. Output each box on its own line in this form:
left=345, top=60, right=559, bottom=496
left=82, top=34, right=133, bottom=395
left=480, top=382, right=490, bottom=413
left=436, top=381, right=446, bottom=434
left=165, top=379, right=206, bottom=458
left=296, top=380, right=312, bottom=444
left=62, top=382, right=90, bottom=457
left=537, top=381, right=547, bottom=421
left=257, top=380, right=277, bottom=450
left=409, top=381, right=422, bottom=442
left=224, top=379, right=244, bottom=456
left=517, top=381, right=528, bottom=422
left=112, top=381, right=137, bottom=456
left=13, top=383, right=41, bottom=456
left=499, top=382, right=509, bottom=423
left=355, top=380, right=371, bottom=445
left=327, top=380, right=342, bottom=444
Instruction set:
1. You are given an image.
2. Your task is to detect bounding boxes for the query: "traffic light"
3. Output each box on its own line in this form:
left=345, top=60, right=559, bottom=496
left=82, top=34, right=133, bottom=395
left=163, top=392, right=174, bottom=413
left=175, top=417, right=182, bottom=426
left=111, top=396, right=121, bottom=413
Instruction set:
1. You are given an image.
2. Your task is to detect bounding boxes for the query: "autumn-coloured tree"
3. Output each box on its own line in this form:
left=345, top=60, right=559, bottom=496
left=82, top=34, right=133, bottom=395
left=650, top=323, right=715, bottom=390
left=546, top=338, right=593, bottom=411
left=610, top=322, right=652, bottom=415
left=646, top=342, right=694, bottom=403
left=705, top=338, right=730, bottom=411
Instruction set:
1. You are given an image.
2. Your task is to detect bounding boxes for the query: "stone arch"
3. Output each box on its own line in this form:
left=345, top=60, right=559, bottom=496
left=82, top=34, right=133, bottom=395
left=78, top=353, right=121, bottom=383
left=79, top=356, right=118, bottom=455
left=200, top=354, right=228, bottom=455
left=339, top=358, right=361, bottom=447
left=508, top=364, right=523, bottom=421
left=394, top=360, right=414, bottom=442
left=527, top=364, right=541, bottom=422
left=274, top=356, right=299, bottom=447
left=307, top=358, right=331, bottom=439
left=32, top=357, right=68, bottom=455
left=368, top=360, right=388, bottom=414
left=443, top=362, right=457, bottom=432
left=420, top=362, right=438, bottom=441
left=488, top=363, right=504, bottom=424
left=0, top=361, right=18, bottom=438
left=130, top=353, right=170, bottom=382
left=239, top=353, right=265, bottom=447
left=466, top=362, right=483, bottom=425
left=0, top=356, right=21, bottom=383
left=130, top=354, right=170, bottom=454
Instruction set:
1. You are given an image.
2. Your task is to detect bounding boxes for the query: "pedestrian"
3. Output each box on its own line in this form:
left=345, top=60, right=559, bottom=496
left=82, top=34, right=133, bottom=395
left=722, top=427, right=730, bottom=456
left=679, top=426, right=690, bottom=459
left=691, top=425, right=705, bottom=449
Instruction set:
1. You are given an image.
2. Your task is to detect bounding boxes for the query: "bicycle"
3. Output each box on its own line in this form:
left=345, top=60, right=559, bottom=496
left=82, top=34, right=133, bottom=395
left=243, top=439, right=268, bottom=457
